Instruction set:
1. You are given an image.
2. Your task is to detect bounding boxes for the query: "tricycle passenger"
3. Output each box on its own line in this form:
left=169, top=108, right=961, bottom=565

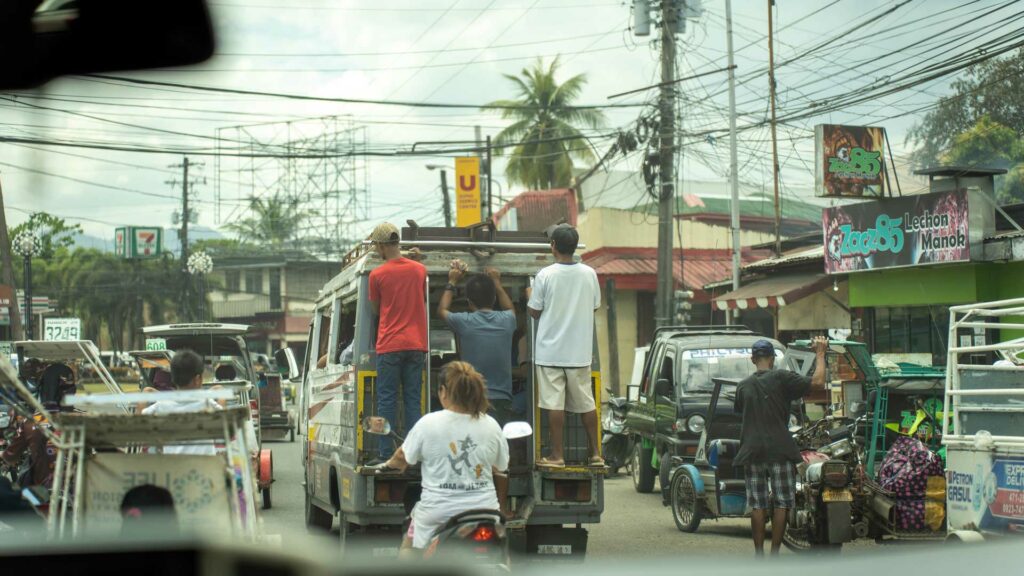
left=368, top=222, right=428, bottom=461
left=142, top=350, right=223, bottom=456
left=379, top=361, right=510, bottom=553
left=734, top=337, right=827, bottom=556
left=437, top=262, right=517, bottom=425
left=527, top=224, right=602, bottom=467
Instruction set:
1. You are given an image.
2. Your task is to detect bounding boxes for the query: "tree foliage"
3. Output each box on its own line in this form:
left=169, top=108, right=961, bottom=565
left=10, top=212, right=82, bottom=258
left=223, top=193, right=315, bottom=246
left=908, top=49, right=1024, bottom=165
left=482, top=57, right=605, bottom=190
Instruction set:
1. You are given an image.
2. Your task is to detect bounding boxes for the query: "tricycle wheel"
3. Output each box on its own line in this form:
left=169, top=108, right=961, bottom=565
left=262, top=486, right=272, bottom=510
left=670, top=471, right=702, bottom=533
left=659, top=452, right=673, bottom=504
left=632, top=442, right=656, bottom=493
left=305, top=488, right=332, bottom=531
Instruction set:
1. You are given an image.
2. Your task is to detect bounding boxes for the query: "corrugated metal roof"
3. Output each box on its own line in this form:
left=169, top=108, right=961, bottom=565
left=494, top=189, right=578, bottom=232
left=584, top=248, right=766, bottom=291
left=742, top=245, right=824, bottom=272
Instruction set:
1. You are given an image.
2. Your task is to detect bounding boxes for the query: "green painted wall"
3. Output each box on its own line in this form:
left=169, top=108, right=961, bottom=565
left=848, top=264, right=981, bottom=308
left=848, top=261, right=1024, bottom=341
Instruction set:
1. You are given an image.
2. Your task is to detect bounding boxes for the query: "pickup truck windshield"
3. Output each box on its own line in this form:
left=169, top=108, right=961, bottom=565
left=678, top=348, right=782, bottom=393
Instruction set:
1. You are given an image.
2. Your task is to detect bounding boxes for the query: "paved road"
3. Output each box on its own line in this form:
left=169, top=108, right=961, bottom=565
left=261, top=439, right=883, bottom=560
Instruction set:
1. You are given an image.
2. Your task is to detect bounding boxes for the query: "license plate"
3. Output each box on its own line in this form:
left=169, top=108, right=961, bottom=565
left=822, top=487, right=853, bottom=502
left=537, top=544, right=572, bottom=555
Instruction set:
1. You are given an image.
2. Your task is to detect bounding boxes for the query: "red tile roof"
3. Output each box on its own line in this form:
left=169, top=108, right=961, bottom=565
left=583, top=247, right=770, bottom=297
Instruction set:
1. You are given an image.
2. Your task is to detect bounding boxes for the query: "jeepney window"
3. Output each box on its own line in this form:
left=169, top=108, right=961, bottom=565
left=315, top=306, right=331, bottom=367
left=657, top=348, right=675, bottom=387
left=330, top=299, right=356, bottom=365
left=641, top=343, right=663, bottom=395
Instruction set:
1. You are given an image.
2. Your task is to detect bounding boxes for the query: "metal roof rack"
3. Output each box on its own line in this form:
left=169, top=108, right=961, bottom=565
left=656, top=325, right=757, bottom=340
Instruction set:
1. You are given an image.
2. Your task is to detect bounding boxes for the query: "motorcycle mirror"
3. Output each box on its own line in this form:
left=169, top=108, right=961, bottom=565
left=362, top=416, right=392, bottom=436
left=502, top=421, right=533, bottom=440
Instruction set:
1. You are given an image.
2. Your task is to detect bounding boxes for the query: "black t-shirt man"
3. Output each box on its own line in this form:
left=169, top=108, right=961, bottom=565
left=734, top=368, right=810, bottom=465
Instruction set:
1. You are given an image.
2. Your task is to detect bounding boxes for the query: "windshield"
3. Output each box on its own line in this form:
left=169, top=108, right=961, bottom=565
left=678, top=348, right=783, bottom=393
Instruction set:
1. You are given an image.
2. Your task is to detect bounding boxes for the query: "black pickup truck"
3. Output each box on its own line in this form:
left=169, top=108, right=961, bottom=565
left=622, top=326, right=786, bottom=499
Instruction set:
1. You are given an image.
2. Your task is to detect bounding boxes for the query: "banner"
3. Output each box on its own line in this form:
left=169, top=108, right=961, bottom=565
left=454, top=157, right=481, bottom=227
left=815, top=124, right=886, bottom=197
left=823, top=190, right=970, bottom=274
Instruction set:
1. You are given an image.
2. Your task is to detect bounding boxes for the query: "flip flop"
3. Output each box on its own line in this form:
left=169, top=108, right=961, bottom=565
left=589, top=456, right=606, bottom=467
left=537, top=457, right=565, bottom=468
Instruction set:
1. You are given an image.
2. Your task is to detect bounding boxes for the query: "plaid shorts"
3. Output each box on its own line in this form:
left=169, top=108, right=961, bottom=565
left=744, top=462, right=797, bottom=510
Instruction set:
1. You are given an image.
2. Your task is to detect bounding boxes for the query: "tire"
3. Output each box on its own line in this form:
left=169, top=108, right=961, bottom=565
left=305, top=487, right=333, bottom=531
left=632, top=441, right=656, bottom=493
left=262, top=486, right=272, bottom=510
left=670, top=470, right=702, bottom=533
left=659, top=452, right=673, bottom=503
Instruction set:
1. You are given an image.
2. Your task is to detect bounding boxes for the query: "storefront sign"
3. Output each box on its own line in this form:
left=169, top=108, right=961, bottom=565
left=815, top=124, right=886, bottom=197
left=454, top=157, right=481, bottom=227
left=0, top=284, right=14, bottom=308
left=115, top=227, right=163, bottom=259
left=824, top=190, right=970, bottom=274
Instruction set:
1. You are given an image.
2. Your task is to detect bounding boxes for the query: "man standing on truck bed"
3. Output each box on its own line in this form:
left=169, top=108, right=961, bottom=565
left=734, top=336, right=828, bottom=557
left=369, top=222, right=428, bottom=461
left=528, top=223, right=603, bottom=467
left=437, top=263, right=517, bottom=425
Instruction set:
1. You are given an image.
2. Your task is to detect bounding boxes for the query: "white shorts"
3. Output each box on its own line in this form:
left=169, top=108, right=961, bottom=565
left=537, top=366, right=596, bottom=413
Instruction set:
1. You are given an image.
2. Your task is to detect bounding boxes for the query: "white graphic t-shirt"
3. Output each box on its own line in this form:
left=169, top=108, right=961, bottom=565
left=403, top=409, right=509, bottom=511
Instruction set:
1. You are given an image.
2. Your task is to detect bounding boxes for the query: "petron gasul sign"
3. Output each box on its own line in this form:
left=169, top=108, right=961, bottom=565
left=823, top=190, right=971, bottom=274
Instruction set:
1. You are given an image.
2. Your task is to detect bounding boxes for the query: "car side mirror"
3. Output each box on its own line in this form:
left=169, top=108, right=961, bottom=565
left=275, top=347, right=301, bottom=382
left=655, top=378, right=672, bottom=399
left=1, top=0, right=215, bottom=90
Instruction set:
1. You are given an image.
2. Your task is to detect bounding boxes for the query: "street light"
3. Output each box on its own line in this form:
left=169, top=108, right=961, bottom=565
left=187, top=251, right=214, bottom=321
left=11, top=231, right=41, bottom=340
left=425, top=164, right=452, bottom=227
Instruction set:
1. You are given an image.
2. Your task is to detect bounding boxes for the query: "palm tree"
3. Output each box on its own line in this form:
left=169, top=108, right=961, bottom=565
left=223, top=193, right=314, bottom=246
left=483, top=57, right=605, bottom=190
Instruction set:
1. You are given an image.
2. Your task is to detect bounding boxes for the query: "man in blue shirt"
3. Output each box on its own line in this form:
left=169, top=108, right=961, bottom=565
left=438, top=264, right=516, bottom=424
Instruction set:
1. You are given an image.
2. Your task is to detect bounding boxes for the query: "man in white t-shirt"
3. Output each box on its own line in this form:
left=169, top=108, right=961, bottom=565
left=527, top=224, right=602, bottom=467
left=142, top=350, right=223, bottom=456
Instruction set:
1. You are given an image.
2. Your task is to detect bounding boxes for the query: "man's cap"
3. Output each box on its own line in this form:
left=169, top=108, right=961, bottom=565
left=369, top=222, right=400, bottom=244
left=544, top=223, right=579, bottom=244
left=751, top=339, right=775, bottom=357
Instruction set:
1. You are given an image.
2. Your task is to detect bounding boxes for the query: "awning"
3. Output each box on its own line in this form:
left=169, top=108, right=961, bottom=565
left=713, top=273, right=830, bottom=311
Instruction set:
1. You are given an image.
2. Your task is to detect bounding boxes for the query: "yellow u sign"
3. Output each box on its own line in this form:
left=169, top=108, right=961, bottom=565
left=454, top=157, right=481, bottom=227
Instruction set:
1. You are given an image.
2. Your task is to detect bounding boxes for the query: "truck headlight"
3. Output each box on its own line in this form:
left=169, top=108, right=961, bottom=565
left=686, top=414, right=706, bottom=434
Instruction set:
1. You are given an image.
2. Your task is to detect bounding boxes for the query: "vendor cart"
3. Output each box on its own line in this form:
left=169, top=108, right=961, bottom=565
left=944, top=298, right=1024, bottom=541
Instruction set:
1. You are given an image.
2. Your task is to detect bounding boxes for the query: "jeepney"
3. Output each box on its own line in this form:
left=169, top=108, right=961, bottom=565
left=300, top=225, right=604, bottom=558
left=944, top=298, right=1024, bottom=540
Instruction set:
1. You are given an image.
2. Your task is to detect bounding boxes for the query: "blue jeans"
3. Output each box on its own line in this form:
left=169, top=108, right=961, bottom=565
left=376, top=350, right=424, bottom=458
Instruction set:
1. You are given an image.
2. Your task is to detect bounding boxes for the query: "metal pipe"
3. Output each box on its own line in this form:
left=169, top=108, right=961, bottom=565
left=949, top=297, right=1024, bottom=312
left=726, top=0, right=741, bottom=326
left=945, top=389, right=1024, bottom=396
left=72, top=430, right=86, bottom=536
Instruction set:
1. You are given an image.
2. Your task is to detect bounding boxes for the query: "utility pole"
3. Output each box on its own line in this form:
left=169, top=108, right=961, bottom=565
left=726, top=0, right=741, bottom=325
left=655, top=0, right=678, bottom=328
left=767, top=0, right=782, bottom=256
left=439, top=169, right=452, bottom=227
left=0, top=178, right=24, bottom=340
left=169, top=156, right=193, bottom=321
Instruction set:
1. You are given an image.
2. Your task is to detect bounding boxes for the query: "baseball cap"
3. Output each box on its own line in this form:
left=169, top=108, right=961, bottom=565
left=369, top=222, right=400, bottom=244
left=544, top=223, right=579, bottom=253
left=751, top=339, right=775, bottom=357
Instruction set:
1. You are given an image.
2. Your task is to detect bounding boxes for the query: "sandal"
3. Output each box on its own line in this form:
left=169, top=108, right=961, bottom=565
left=537, top=457, right=565, bottom=468
left=589, top=456, right=606, bottom=467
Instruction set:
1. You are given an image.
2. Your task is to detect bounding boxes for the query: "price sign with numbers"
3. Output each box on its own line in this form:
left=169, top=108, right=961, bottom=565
left=145, top=338, right=167, bottom=351
left=44, top=318, right=81, bottom=341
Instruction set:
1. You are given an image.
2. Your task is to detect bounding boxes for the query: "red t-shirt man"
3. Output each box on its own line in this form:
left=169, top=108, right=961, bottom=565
left=369, top=256, right=428, bottom=354
left=367, top=222, right=428, bottom=459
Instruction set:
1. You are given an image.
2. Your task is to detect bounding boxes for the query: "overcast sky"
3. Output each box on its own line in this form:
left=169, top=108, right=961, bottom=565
left=1, top=0, right=1016, bottom=248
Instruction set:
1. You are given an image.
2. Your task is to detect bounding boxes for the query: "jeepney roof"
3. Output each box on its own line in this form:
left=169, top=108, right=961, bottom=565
left=317, top=248, right=555, bottom=304
left=15, top=340, right=101, bottom=360
left=142, top=323, right=250, bottom=337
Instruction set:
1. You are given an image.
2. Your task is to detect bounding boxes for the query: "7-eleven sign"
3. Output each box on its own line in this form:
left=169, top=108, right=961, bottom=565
left=116, top=226, right=163, bottom=259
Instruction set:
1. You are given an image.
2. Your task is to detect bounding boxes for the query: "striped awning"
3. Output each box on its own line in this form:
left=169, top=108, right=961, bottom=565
left=713, top=273, right=830, bottom=311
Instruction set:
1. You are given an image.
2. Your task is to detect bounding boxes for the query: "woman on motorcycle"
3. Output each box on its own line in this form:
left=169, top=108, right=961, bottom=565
left=380, top=361, right=510, bottom=552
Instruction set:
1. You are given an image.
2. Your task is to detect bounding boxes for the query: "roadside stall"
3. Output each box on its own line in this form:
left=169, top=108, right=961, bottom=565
left=944, top=298, right=1024, bottom=540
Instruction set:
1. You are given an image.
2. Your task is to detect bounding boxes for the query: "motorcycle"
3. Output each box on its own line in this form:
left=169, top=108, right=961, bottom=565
left=783, top=416, right=865, bottom=552
left=362, top=416, right=532, bottom=569
left=602, top=397, right=633, bottom=475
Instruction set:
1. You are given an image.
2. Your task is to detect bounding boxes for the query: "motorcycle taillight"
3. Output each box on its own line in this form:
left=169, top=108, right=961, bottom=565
left=472, top=525, right=496, bottom=542
left=821, top=460, right=849, bottom=488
